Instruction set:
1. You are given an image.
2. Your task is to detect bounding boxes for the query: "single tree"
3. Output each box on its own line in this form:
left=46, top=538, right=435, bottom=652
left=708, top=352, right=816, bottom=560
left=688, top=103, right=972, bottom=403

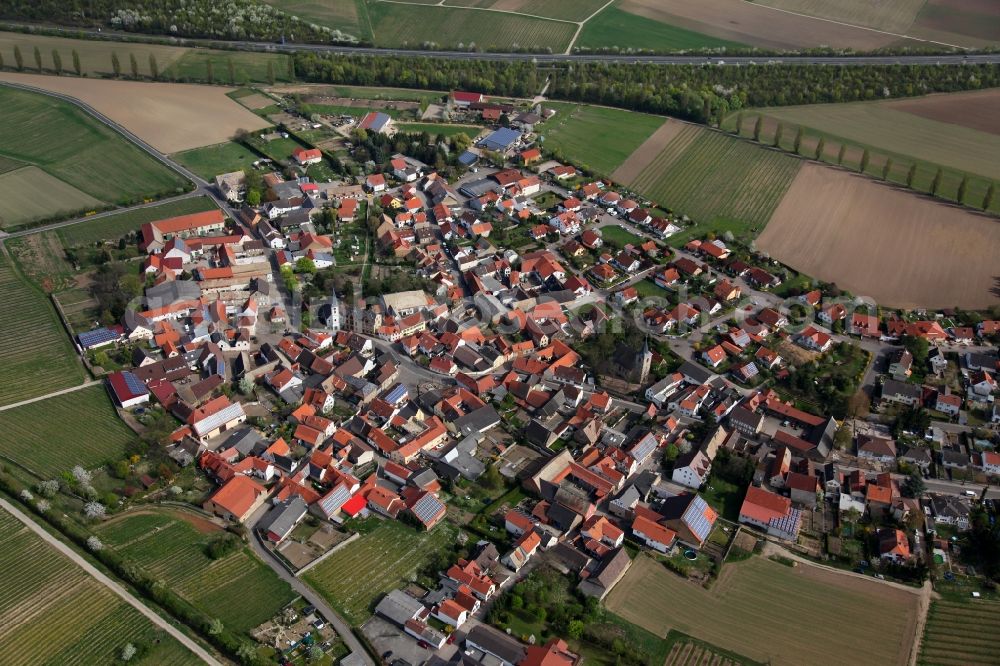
left=859, top=148, right=870, bottom=174
left=837, top=143, right=847, bottom=165
left=906, top=163, right=917, bottom=188
left=773, top=122, right=784, bottom=148
left=206, top=59, right=214, bottom=83
left=267, top=60, right=275, bottom=85
left=983, top=183, right=996, bottom=211
left=129, top=53, right=138, bottom=78
left=902, top=469, right=926, bottom=498
left=735, top=111, right=744, bottom=135
left=227, top=58, right=236, bottom=84
left=13, top=45, right=23, bottom=71
left=148, top=53, right=158, bottom=79
left=51, top=49, right=62, bottom=75
left=882, top=157, right=893, bottom=181
left=33, top=45, right=42, bottom=71
left=793, top=127, right=804, bottom=154
left=815, top=136, right=825, bottom=160
left=930, top=167, right=943, bottom=196
left=753, top=115, right=763, bottom=142
left=287, top=55, right=295, bottom=80
left=956, top=174, right=968, bottom=204
left=111, top=52, right=121, bottom=77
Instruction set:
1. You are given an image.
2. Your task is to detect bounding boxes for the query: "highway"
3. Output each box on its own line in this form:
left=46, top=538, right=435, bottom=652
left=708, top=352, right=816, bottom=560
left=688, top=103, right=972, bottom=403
left=3, top=22, right=999, bottom=65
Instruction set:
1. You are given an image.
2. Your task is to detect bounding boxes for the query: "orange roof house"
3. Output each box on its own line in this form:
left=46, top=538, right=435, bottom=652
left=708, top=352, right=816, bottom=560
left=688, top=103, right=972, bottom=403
left=203, top=475, right=267, bottom=522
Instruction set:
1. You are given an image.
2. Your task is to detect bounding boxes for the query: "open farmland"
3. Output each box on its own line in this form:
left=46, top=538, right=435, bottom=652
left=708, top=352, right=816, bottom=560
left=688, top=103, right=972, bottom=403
left=169, top=50, right=294, bottom=85
left=0, top=72, right=270, bottom=153
left=263, top=0, right=369, bottom=39
left=0, top=166, right=103, bottom=228
left=366, top=2, right=577, bottom=52
left=751, top=0, right=926, bottom=33
left=0, top=31, right=189, bottom=77
left=758, top=164, right=1000, bottom=309
left=541, top=102, right=666, bottom=177
left=395, top=123, right=484, bottom=139
left=576, top=3, right=747, bottom=51
left=621, top=124, right=801, bottom=238
left=907, top=0, right=1000, bottom=48
left=0, top=85, right=188, bottom=222
left=96, top=508, right=297, bottom=634
left=174, top=142, right=262, bottom=180
left=58, top=196, right=219, bottom=247
left=305, top=519, right=456, bottom=625
left=0, top=506, right=200, bottom=666
left=615, top=0, right=916, bottom=51
left=606, top=555, right=918, bottom=666
left=0, top=254, right=85, bottom=408
left=442, top=0, right=608, bottom=22
left=919, top=599, right=1000, bottom=665
left=0, top=386, right=135, bottom=477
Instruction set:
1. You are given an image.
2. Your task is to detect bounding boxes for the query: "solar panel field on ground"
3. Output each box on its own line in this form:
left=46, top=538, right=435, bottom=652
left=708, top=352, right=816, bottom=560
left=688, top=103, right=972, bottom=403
left=0, top=253, right=85, bottom=408
left=304, top=519, right=456, bottom=624
left=96, top=509, right=297, bottom=634
left=0, top=507, right=200, bottom=665
left=0, top=386, right=135, bottom=478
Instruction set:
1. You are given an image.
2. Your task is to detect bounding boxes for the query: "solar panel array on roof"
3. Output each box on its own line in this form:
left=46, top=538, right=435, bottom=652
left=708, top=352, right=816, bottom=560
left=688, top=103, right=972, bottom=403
left=386, top=384, right=408, bottom=405
left=629, top=434, right=657, bottom=463
left=78, top=327, right=120, bottom=349
left=193, top=403, right=245, bottom=437
left=319, top=483, right=351, bottom=517
left=683, top=496, right=715, bottom=543
left=411, top=493, right=445, bottom=525
left=122, top=372, right=148, bottom=396
left=769, top=507, right=802, bottom=536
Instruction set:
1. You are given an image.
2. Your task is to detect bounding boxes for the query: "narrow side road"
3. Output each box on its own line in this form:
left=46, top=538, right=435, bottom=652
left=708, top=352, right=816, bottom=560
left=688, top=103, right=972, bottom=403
left=0, top=380, right=102, bottom=412
left=0, top=497, right=221, bottom=666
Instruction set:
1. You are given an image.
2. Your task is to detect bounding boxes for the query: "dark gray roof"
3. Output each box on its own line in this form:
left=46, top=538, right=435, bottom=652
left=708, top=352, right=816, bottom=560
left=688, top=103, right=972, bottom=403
left=145, top=280, right=201, bottom=308
left=257, top=496, right=307, bottom=539
left=882, top=378, right=922, bottom=400
left=678, top=360, right=712, bottom=385
left=454, top=405, right=502, bottom=436
left=465, top=624, right=526, bottom=665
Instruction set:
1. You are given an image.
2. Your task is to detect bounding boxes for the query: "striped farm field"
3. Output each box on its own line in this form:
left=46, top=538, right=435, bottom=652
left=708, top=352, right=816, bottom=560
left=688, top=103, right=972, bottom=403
left=305, top=519, right=456, bottom=625
left=57, top=195, right=219, bottom=248
left=918, top=599, right=1000, bottom=666
left=95, top=509, right=296, bottom=634
left=0, top=507, right=200, bottom=666
left=366, top=2, right=577, bottom=51
left=0, top=386, right=136, bottom=477
left=0, top=253, right=85, bottom=408
left=622, top=125, right=801, bottom=241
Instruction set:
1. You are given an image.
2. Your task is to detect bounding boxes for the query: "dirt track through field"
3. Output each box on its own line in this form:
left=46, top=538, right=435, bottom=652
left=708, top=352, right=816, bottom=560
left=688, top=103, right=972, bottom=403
left=0, top=72, right=270, bottom=153
left=611, top=119, right=684, bottom=183
left=758, top=163, right=1000, bottom=309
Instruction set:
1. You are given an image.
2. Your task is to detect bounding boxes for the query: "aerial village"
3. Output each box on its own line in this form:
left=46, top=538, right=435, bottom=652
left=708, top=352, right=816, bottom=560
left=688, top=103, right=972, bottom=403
left=74, top=89, right=1000, bottom=664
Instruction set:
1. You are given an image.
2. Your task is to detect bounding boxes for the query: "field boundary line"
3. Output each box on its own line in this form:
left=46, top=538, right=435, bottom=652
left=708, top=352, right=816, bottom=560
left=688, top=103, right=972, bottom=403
left=296, top=531, right=361, bottom=576
left=0, top=497, right=221, bottom=665
left=565, top=0, right=616, bottom=54
left=0, top=380, right=102, bottom=413
left=376, top=0, right=579, bottom=24
left=737, top=0, right=966, bottom=50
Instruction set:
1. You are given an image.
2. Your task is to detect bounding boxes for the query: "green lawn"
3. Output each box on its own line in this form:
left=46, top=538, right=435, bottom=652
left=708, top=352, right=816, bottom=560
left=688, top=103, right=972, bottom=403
left=300, top=103, right=410, bottom=119
left=304, top=519, right=456, bottom=625
left=0, top=508, right=201, bottom=666
left=322, top=85, right=447, bottom=103
left=540, top=102, right=665, bottom=176
left=0, top=386, right=135, bottom=477
left=395, top=123, right=484, bottom=139
left=57, top=196, right=220, bottom=247
left=599, top=225, right=644, bottom=248
left=95, top=509, right=297, bottom=635
left=576, top=4, right=747, bottom=52
left=173, top=142, right=261, bottom=180
left=0, top=87, right=188, bottom=213
left=0, top=254, right=86, bottom=408
left=701, top=478, right=745, bottom=522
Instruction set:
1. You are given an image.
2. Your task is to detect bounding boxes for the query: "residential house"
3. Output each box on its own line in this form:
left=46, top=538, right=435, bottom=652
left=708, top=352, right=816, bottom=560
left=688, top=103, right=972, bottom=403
left=738, top=486, right=801, bottom=541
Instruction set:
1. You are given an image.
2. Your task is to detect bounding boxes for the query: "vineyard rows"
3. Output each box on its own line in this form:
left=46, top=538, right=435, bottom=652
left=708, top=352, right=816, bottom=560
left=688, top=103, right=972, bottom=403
left=0, top=255, right=84, bottom=407
left=0, top=385, right=135, bottom=478
left=628, top=127, right=801, bottom=230
left=919, top=600, right=1000, bottom=666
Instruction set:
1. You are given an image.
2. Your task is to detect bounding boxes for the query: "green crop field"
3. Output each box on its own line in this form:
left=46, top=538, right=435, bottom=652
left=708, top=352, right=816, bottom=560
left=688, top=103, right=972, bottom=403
left=300, top=102, right=409, bottom=119
left=576, top=3, right=747, bottom=52
left=366, top=2, right=577, bottom=52
left=0, top=87, right=188, bottom=215
left=174, top=142, right=262, bottom=180
left=607, top=555, right=917, bottom=666
left=0, top=254, right=85, bottom=408
left=263, top=0, right=370, bottom=40
left=919, top=599, right=1000, bottom=666
left=541, top=102, right=666, bottom=176
left=321, top=85, right=448, bottom=103
left=396, top=123, right=484, bottom=138
left=58, top=196, right=219, bottom=247
left=0, top=507, right=200, bottom=665
left=0, top=30, right=190, bottom=77
left=168, top=50, right=293, bottom=84
left=0, top=166, right=104, bottom=228
left=443, top=0, right=608, bottom=22
left=624, top=125, right=801, bottom=241
left=96, top=509, right=297, bottom=634
left=305, top=519, right=456, bottom=625
left=0, top=386, right=135, bottom=477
